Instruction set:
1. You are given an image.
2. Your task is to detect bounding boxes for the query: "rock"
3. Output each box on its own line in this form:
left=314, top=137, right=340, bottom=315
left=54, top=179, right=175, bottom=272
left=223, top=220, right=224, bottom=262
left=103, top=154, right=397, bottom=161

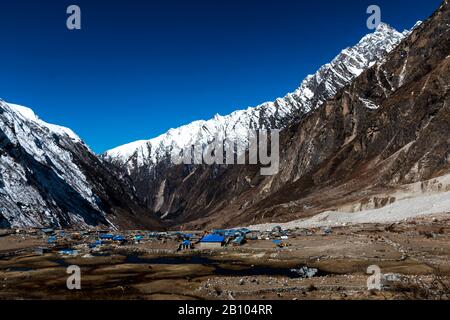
left=290, top=266, right=319, bottom=278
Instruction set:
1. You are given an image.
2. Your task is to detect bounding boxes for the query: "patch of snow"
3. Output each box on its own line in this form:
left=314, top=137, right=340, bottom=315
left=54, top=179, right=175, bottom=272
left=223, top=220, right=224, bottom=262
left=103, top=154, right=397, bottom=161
left=398, top=58, right=409, bottom=87
left=359, top=97, right=379, bottom=110
left=247, top=190, right=450, bottom=231
left=7, top=103, right=81, bottom=142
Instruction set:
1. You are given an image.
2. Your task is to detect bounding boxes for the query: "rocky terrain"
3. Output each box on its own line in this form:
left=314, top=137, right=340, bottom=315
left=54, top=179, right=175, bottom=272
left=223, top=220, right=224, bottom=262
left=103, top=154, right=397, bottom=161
left=0, top=215, right=448, bottom=300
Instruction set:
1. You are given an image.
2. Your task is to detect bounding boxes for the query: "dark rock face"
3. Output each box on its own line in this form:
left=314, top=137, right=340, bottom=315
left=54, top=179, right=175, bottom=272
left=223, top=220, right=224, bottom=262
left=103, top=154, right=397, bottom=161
left=60, top=139, right=164, bottom=230
left=121, top=1, right=450, bottom=230
left=0, top=213, right=11, bottom=228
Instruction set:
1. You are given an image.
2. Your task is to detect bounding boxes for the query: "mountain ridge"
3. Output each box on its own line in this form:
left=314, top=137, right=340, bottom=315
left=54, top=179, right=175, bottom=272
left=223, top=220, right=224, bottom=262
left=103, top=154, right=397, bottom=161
left=103, top=22, right=411, bottom=173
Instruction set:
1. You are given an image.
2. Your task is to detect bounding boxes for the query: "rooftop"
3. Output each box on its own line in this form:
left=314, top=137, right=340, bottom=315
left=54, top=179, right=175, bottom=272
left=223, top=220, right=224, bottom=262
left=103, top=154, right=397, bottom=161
left=200, top=234, right=225, bottom=243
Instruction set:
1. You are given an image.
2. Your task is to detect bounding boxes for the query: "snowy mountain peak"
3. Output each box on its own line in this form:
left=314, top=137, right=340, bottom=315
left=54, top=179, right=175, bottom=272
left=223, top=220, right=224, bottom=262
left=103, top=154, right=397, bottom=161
left=1, top=100, right=81, bottom=143
left=375, top=22, right=396, bottom=33
left=104, top=23, right=410, bottom=172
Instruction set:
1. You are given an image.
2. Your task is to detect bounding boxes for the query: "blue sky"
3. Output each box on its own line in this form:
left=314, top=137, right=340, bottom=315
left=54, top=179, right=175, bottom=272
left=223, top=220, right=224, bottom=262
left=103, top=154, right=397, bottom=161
left=0, top=0, right=442, bottom=153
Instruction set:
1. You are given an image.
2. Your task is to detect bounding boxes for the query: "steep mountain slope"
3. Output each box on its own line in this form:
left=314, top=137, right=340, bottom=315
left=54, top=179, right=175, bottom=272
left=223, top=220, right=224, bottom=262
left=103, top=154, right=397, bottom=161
left=0, top=100, right=161, bottom=229
left=104, top=23, right=408, bottom=173
left=125, top=1, right=449, bottom=230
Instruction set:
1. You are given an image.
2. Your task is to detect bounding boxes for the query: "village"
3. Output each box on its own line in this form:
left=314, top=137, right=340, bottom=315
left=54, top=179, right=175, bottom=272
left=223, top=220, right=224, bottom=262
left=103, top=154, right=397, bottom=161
left=0, top=224, right=314, bottom=258
left=0, top=222, right=338, bottom=256
left=0, top=214, right=449, bottom=300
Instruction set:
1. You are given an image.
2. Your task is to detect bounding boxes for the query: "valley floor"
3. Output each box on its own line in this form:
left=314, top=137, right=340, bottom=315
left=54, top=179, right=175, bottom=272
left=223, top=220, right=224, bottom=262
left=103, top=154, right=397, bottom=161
left=0, top=214, right=449, bottom=300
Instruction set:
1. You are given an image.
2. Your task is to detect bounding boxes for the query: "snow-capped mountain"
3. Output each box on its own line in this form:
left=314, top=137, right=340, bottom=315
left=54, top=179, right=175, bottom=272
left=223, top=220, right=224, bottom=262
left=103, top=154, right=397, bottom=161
left=0, top=100, right=160, bottom=229
left=104, top=23, right=409, bottom=172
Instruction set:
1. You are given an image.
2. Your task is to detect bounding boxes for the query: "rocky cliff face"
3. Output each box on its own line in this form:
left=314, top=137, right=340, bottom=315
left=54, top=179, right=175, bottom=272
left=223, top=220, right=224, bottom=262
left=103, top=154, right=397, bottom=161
left=0, top=101, right=161, bottom=229
left=125, top=1, right=449, bottom=229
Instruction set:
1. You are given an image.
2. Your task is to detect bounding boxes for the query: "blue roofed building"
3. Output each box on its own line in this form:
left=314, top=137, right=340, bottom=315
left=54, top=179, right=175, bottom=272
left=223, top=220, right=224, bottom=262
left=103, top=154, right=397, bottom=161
left=199, top=234, right=225, bottom=249
left=113, top=235, right=126, bottom=243
left=47, top=236, right=57, bottom=244
left=100, top=234, right=114, bottom=240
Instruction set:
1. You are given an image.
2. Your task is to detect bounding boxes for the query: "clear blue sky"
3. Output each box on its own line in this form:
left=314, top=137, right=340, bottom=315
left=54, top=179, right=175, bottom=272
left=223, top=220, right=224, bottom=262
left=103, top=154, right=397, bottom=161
left=0, top=0, right=442, bottom=153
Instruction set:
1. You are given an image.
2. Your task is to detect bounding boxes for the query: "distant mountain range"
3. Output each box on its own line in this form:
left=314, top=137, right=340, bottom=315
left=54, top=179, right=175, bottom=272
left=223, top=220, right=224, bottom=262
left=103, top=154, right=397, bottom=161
left=0, top=0, right=448, bottom=230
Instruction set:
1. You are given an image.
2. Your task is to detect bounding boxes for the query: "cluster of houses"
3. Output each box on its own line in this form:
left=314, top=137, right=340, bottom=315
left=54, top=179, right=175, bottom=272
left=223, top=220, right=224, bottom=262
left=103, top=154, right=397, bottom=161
left=13, top=225, right=335, bottom=255
left=196, top=228, right=255, bottom=249
left=195, top=226, right=297, bottom=249
left=19, top=227, right=257, bottom=251
left=196, top=225, right=335, bottom=249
